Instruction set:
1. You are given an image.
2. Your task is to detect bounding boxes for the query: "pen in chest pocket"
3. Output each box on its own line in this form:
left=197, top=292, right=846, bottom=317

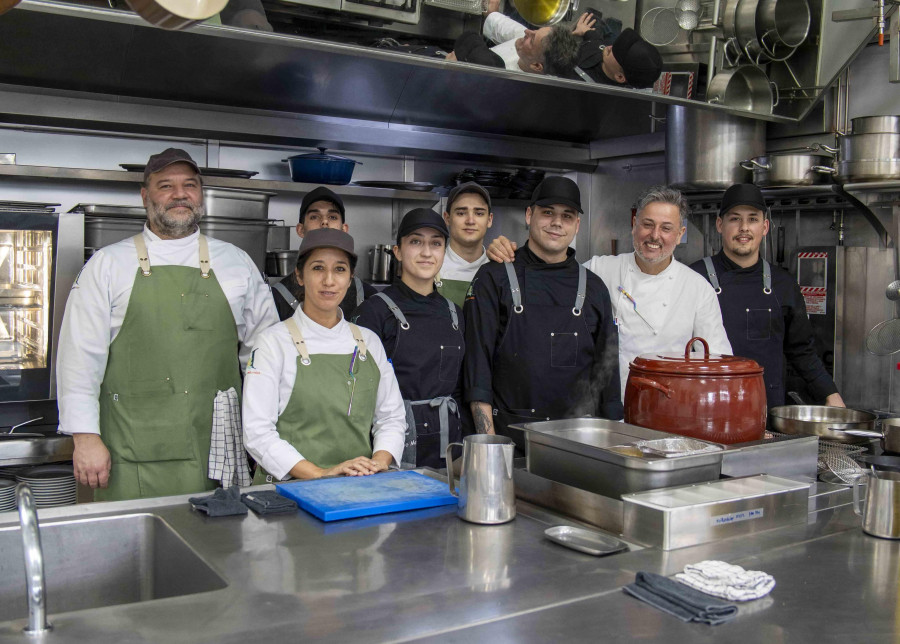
left=617, top=286, right=657, bottom=335
left=347, top=346, right=359, bottom=416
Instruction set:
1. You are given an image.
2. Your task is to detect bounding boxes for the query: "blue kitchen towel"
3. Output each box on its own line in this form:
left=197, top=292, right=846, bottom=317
left=623, top=571, right=738, bottom=625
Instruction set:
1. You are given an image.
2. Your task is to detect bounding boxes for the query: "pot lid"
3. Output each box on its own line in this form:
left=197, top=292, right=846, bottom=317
left=284, top=147, right=361, bottom=164
left=630, top=337, right=763, bottom=376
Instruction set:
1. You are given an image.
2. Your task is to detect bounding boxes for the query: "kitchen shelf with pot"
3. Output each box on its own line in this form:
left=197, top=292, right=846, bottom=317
left=0, top=164, right=442, bottom=202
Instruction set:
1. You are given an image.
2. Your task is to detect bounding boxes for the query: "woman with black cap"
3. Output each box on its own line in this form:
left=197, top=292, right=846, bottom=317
left=353, top=208, right=468, bottom=469
left=242, top=228, right=406, bottom=481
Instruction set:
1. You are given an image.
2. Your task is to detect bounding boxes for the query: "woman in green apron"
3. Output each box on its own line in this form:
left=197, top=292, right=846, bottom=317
left=242, top=228, right=406, bottom=481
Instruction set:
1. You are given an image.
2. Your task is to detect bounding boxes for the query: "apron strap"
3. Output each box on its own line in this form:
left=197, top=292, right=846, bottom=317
left=354, top=276, right=365, bottom=308
left=702, top=256, right=722, bottom=294
left=444, top=297, right=459, bottom=330
left=504, top=262, right=524, bottom=314
left=406, top=395, right=459, bottom=464
left=198, top=235, right=211, bottom=279
left=284, top=318, right=312, bottom=366
left=573, top=66, right=597, bottom=84
left=763, top=259, right=772, bottom=294
left=348, top=323, right=369, bottom=361
left=272, top=282, right=299, bottom=311
left=573, top=264, right=586, bottom=316
left=132, top=234, right=152, bottom=277
left=375, top=292, right=410, bottom=330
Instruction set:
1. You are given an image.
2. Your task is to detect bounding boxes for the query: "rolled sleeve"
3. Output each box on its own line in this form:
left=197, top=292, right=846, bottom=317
left=56, top=254, right=115, bottom=436
left=241, top=330, right=304, bottom=480
left=483, top=12, right=525, bottom=45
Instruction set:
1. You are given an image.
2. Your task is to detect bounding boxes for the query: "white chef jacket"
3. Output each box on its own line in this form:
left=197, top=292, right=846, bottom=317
left=483, top=13, right=525, bottom=72
left=439, top=245, right=489, bottom=283
left=57, top=225, right=278, bottom=436
left=584, top=253, right=733, bottom=397
left=242, top=304, right=406, bottom=480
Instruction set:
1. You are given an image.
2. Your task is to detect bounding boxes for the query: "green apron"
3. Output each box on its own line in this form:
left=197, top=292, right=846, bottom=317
left=96, top=234, right=242, bottom=501
left=436, top=278, right=471, bottom=309
left=253, top=317, right=380, bottom=483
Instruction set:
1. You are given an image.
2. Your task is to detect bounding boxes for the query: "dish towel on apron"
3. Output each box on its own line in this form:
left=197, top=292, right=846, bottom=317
left=209, top=387, right=253, bottom=487
left=675, top=560, right=776, bottom=601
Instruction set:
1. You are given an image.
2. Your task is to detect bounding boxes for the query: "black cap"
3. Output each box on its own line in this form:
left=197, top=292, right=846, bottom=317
left=612, top=29, right=662, bottom=89
left=446, top=181, right=492, bottom=213
left=300, top=186, right=346, bottom=223
left=297, top=228, right=357, bottom=262
left=531, top=176, right=583, bottom=213
left=719, top=183, right=767, bottom=217
left=397, top=208, right=449, bottom=244
left=453, top=32, right=505, bottom=68
left=144, top=148, right=200, bottom=183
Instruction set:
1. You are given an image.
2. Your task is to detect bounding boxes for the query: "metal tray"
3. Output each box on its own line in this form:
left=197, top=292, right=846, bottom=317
left=514, top=419, right=724, bottom=500
left=352, top=181, right=436, bottom=191
left=544, top=526, right=629, bottom=556
left=120, top=164, right=259, bottom=178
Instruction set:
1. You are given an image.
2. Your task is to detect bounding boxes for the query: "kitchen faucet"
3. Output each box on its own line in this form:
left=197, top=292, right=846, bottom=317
left=16, top=483, right=51, bottom=634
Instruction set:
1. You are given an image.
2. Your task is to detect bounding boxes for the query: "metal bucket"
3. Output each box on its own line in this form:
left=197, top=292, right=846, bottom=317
left=666, top=105, right=766, bottom=190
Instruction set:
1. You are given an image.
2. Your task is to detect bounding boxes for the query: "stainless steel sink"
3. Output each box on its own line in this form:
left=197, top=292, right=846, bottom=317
left=0, top=513, right=227, bottom=622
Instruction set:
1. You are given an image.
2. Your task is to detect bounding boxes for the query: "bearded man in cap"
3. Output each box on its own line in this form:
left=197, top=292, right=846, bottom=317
left=271, top=186, right=377, bottom=320
left=690, top=183, right=845, bottom=409
left=57, top=148, right=279, bottom=501
left=464, top=176, right=622, bottom=451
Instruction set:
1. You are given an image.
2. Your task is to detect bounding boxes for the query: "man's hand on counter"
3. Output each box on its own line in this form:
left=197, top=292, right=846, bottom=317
left=825, top=393, right=846, bottom=407
left=487, top=236, right=517, bottom=263
left=72, top=433, right=111, bottom=488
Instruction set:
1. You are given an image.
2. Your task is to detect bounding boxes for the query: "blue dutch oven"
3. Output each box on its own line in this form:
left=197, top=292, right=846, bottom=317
left=282, top=147, right=362, bottom=185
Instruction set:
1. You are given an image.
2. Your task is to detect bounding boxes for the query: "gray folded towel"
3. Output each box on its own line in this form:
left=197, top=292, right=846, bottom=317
left=241, top=490, right=297, bottom=516
left=623, top=571, right=738, bottom=626
left=189, top=485, right=249, bottom=517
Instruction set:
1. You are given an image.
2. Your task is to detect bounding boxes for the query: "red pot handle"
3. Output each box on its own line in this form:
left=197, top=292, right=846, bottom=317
left=685, top=336, right=710, bottom=360
left=630, top=377, right=673, bottom=398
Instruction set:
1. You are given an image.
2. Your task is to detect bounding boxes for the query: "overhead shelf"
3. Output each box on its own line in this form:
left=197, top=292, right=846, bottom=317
left=0, top=164, right=441, bottom=201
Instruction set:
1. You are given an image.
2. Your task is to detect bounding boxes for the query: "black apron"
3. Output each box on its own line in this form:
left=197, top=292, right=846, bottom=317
left=492, top=262, right=592, bottom=452
left=702, top=257, right=786, bottom=408
left=374, top=292, right=463, bottom=469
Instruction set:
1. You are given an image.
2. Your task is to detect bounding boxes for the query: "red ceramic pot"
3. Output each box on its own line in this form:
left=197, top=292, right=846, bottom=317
left=624, top=337, right=766, bottom=445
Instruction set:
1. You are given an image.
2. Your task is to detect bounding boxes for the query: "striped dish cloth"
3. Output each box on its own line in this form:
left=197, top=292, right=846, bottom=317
left=209, top=387, right=252, bottom=487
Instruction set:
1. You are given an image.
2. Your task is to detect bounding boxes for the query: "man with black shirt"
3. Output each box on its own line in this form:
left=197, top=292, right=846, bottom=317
left=570, top=10, right=662, bottom=88
left=689, top=183, right=845, bottom=408
left=271, top=186, right=376, bottom=320
left=464, top=177, right=622, bottom=450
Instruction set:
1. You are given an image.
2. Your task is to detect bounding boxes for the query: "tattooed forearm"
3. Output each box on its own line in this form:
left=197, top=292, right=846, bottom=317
left=471, top=402, right=495, bottom=435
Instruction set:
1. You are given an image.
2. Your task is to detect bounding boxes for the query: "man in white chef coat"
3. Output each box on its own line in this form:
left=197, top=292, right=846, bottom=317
left=487, top=184, right=731, bottom=396
left=57, top=148, right=278, bottom=501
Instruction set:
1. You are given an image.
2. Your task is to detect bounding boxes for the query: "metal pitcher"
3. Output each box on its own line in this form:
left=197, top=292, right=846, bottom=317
left=446, top=434, right=516, bottom=524
left=853, top=470, right=900, bottom=539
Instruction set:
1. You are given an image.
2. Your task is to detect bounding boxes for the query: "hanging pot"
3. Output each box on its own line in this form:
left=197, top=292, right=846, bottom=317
left=740, top=151, right=836, bottom=186
left=757, top=0, right=811, bottom=55
left=511, top=0, right=577, bottom=27
left=623, top=337, right=767, bottom=445
left=283, top=148, right=362, bottom=185
left=707, top=65, right=777, bottom=115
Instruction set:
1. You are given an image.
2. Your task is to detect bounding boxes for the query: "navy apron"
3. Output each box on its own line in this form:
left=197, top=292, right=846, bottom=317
left=373, top=292, right=463, bottom=469
left=492, top=262, right=592, bottom=452
left=702, top=257, right=786, bottom=408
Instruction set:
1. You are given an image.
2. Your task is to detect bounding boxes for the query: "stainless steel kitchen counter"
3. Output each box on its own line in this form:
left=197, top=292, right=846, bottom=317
left=0, top=481, right=894, bottom=643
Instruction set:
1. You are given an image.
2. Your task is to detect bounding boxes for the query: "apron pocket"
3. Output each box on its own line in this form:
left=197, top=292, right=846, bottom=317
left=182, top=292, right=215, bottom=331
left=550, top=332, right=579, bottom=367
left=107, top=387, right=194, bottom=463
left=746, top=309, right=772, bottom=340
left=438, top=345, right=462, bottom=382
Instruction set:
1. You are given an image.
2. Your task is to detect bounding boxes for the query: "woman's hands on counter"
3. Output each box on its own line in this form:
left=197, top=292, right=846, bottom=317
left=72, top=433, right=111, bottom=488
left=289, top=450, right=394, bottom=479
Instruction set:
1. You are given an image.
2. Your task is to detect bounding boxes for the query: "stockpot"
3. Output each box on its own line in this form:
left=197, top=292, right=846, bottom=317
left=707, top=65, right=777, bottom=115
left=741, top=150, right=836, bottom=186
left=624, top=337, right=767, bottom=445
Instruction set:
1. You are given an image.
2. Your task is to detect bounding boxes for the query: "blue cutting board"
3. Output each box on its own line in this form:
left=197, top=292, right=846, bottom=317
left=276, top=470, right=458, bottom=522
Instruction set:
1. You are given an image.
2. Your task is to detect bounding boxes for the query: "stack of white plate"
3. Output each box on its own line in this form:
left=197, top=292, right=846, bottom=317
left=0, top=478, right=16, bottom=512
left=16, top=464, right=76, bottom=508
